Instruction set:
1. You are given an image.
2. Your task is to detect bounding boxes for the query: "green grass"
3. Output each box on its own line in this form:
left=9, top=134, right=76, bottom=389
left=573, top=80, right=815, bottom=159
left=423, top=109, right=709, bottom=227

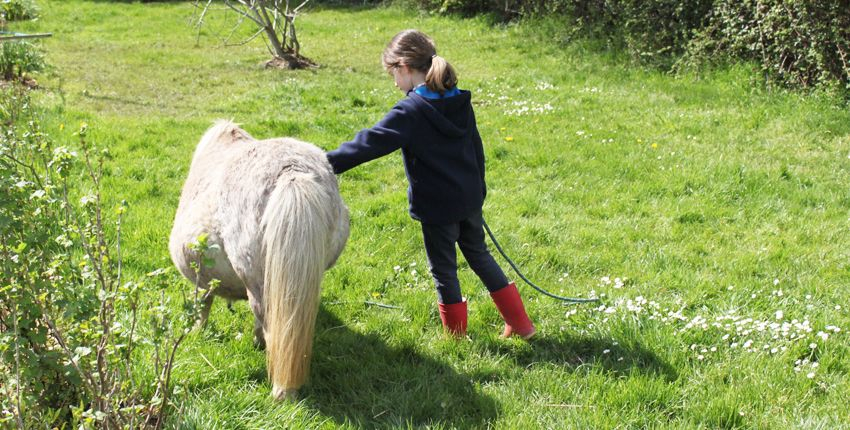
left=14, top=0, right=850, bottom=428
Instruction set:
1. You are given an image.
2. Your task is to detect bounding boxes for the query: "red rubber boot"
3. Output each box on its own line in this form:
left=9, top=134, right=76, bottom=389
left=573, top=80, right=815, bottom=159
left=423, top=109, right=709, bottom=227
left=490, top=283, right=536, bottom=339
left=438, top=300, right=468, bottom=337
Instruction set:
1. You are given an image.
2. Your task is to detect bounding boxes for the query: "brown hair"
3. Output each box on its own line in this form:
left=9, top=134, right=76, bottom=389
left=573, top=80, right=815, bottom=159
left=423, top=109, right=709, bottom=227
left=382, top=29, right=458, bottom=94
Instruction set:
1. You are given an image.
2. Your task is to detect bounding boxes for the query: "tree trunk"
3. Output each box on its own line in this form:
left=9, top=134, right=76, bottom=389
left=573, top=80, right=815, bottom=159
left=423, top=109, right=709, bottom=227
left=263, top=24, right=287, bottom=58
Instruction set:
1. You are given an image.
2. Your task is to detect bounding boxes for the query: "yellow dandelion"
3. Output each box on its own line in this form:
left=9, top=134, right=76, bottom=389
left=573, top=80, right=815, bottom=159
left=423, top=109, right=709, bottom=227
left=505, top=136, right=514, bottom=142
left=59, top=123, right=65, bottom=131
left=651, top=143, right=658, bottom=149
left=500, top=127, right=506, bottom=132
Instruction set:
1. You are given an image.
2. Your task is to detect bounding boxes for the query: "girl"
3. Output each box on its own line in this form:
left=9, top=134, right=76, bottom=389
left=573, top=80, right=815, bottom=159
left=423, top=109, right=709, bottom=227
left=326, top=29, right=535, bottom=339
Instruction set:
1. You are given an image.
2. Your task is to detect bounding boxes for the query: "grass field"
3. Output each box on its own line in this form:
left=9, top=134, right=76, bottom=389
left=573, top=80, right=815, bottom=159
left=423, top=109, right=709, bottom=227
left=13, top=0, right=850, bottom=428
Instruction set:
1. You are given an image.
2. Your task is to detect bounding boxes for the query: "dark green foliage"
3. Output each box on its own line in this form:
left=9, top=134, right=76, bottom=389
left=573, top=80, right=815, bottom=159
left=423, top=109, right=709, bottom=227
left=683, top=0, right=850, bottom=90
left=403, top=0, right=850, bottom=91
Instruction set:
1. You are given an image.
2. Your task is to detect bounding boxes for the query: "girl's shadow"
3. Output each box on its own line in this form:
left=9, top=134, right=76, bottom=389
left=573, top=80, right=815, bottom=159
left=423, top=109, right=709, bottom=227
left=301, top=306, right=499, bottom=428
left=480, top=332, right=678, bottom=383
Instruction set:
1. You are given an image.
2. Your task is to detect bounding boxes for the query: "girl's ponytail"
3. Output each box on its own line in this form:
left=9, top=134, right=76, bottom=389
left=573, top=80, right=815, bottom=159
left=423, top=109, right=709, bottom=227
left=425, top=55, right=458, bottom=95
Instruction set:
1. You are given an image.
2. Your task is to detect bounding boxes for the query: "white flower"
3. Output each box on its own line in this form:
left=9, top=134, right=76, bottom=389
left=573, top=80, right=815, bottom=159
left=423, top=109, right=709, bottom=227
left=809, top=343, right=817, bottom=349
left=773, top=279, right=780, bottom=286
left=806, top=372, right=815, bottom=379
left=603, top=349, right=610, bottom=354
left=775, top=310, right=784, bottom=320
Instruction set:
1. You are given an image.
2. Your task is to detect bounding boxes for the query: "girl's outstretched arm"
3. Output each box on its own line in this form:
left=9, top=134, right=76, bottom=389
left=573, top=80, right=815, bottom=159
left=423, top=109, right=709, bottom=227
left=326, top=103, right=413, bottom=174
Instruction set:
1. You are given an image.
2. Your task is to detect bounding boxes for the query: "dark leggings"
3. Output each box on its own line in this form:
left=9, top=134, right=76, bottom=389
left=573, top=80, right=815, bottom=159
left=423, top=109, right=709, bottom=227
left=420, top=211, right=510, bottom=304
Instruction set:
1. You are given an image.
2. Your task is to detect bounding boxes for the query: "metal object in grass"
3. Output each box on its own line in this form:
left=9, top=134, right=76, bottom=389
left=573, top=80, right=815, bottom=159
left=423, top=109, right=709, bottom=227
left=0, top=31, right=52, bottom=42
left=483, top=217, right=600, bottom=304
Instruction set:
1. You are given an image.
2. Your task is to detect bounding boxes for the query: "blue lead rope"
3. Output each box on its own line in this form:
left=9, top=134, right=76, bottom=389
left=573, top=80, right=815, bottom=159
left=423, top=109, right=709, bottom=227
left=482, top=218, right=600, bottom=304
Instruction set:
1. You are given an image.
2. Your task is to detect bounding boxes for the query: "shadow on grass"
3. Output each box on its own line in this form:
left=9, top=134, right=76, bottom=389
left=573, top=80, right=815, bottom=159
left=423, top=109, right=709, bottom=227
left=300, top=306, right=499, bottom=428
left=480, top=333, right=679, bottom=382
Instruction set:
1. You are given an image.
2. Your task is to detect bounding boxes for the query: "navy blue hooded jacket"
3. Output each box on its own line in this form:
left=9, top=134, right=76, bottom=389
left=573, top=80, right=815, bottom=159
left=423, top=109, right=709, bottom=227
left=326, top=89, right=486, bottom=224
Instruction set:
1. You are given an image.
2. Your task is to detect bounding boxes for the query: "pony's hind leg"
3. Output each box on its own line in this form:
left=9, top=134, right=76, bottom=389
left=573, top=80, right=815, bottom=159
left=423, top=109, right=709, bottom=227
left=246, top=289, right=266, bottom=350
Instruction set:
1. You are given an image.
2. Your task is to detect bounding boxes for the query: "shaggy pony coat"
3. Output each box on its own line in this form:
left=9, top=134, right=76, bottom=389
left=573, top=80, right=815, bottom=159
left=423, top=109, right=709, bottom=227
left=169, top=121, right=349, bottom=400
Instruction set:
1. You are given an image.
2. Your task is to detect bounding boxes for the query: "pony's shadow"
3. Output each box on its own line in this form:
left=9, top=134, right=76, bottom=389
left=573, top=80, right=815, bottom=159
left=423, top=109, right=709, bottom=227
left=477, top=332, right=678, bottom=383
left=292, top=306, right=499, bottom=428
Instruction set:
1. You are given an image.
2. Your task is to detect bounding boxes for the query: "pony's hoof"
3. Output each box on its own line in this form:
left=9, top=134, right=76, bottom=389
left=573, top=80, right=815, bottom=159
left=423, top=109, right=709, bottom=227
left=273, top=386, right=299, bottom=402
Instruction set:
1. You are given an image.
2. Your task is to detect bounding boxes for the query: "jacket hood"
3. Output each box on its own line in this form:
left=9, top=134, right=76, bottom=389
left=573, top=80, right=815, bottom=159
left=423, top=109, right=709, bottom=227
left=406, top=90, right=473, bottom=138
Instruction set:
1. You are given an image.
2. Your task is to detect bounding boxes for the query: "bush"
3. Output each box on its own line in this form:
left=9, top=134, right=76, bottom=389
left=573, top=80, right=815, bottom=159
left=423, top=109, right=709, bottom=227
left=1, top=0, right=39, bottom=21
left=0, top=40, right=46, bottom=81
left=683, top=0, right=850, bottom=91
left=0, top=87, right=202, bottom=428
left=401, top=0, right=850, bottom=91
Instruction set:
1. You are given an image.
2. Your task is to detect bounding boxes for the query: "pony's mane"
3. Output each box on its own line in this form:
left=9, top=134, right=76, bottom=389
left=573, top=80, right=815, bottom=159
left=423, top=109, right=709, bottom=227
left=192, top=119, right=255, bottom=163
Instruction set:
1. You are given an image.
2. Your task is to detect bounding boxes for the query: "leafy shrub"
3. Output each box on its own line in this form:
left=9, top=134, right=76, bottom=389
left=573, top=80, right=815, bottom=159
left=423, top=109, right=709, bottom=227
left=0, top=87, right=202, bottom=428
left=682, top=0, right=850, bottom=90
left=400, top=0, right=850, bottom=91
left=1, top=0, right=39, bottom=21
left=0, top=40, right=46, bottom=81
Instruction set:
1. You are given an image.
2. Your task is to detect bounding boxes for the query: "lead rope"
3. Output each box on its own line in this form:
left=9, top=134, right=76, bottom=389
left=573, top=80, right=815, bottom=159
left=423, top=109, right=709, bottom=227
left=482, top=218, right=600, bottom=304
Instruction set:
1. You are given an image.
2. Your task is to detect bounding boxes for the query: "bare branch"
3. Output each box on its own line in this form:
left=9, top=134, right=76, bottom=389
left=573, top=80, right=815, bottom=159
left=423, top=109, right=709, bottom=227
left=225, top=27, right=267, bottom=47
left=293, top=0, right=310, bottom=14
left=193, top=0, right=214, bottom=45
left=222, top=1, right=265, bottom=27
left=223, top=12, right=249, bottom=45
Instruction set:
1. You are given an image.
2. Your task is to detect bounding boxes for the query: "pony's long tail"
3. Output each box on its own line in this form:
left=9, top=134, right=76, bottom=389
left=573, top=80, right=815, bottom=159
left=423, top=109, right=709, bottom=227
left=261, top=170, right=334, bottom=400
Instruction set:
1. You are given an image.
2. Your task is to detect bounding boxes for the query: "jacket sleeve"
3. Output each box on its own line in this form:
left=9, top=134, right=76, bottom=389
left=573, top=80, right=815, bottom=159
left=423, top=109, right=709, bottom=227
left=326, top=103, right=413, bottom=174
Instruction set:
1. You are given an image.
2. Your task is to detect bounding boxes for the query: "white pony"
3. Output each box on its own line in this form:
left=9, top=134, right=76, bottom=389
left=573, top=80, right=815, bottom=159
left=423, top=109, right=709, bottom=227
left=169, top=120, right=349, bottom=400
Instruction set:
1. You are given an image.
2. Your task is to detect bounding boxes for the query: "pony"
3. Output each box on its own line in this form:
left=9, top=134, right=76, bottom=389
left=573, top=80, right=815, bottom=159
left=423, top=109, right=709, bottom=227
left=169, top=120, right=349, bottom=400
